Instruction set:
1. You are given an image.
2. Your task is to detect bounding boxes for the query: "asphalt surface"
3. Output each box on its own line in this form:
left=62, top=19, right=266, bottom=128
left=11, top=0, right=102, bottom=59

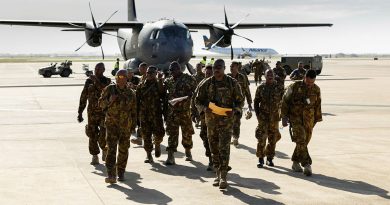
left=0, top=59, right=389, bottom=205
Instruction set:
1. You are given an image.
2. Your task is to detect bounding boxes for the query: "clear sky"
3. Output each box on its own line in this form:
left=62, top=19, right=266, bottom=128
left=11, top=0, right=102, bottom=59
left=0, top=0, right=389, bottom=55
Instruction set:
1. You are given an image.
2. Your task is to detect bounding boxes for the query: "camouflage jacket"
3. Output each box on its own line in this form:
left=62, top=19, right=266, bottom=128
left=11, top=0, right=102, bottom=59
left=78, top=76, right=111, bottom=114
left=98, top=84, right=137, bottom=130
left=193, top=72, right=205, bottom=86
left=290, top=68, right=306, bottom=81
left=195, top=75, right=244, bottom=122
left=281, top=81, right=322, bottom=125
left=164, top=73, right=196, bottom=112
left=228, top=73, right=252, bottom=105
left=136, top=79, right=166, bottom=122
left=252, top=61, right=264, bottom=74
left=254, top=81, right=284, bottom=122
left=273, top=67, right=287, bottom=86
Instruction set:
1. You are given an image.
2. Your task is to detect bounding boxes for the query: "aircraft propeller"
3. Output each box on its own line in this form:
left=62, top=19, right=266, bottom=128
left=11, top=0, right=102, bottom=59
left=64, top=2, right=124, bottom=59
left=209, top=7, right=253, bottom=60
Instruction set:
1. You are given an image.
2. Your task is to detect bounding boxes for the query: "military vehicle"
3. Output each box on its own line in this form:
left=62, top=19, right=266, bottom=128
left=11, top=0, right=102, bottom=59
left=38, top=60, right=73, bottom=78
left=280, top=55, right=323, bottom=75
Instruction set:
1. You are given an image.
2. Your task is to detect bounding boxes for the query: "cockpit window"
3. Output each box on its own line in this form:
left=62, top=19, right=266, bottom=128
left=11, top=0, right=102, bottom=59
left=162, top=27, right=188, bottom=39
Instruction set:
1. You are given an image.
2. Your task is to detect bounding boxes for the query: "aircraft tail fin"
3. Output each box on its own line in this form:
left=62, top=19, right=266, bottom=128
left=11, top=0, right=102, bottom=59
left=128, top=0, right=137, bottom=21
left=203, top=35, right=212, bottom=49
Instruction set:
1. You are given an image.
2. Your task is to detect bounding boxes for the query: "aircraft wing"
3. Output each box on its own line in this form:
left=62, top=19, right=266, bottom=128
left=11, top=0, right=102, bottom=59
left=184, top=23, right=333, bottom=29
left=0, top=20, right=144, bottom=31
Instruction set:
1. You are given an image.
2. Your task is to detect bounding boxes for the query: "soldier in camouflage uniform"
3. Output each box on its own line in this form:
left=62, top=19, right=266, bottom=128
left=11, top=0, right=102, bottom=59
left=164, top=61, right=197, bottom=165
left=254, top=69, right=284, bottom=168
left=228, top=61, right=252, bottom=147
left=273, top=61, right=287, bottom=89
left=290, top=62, right=307, bottom=81
left=192, top=63, right=206, bottom=128
left=282, top=69, right=322, bottom=176
left=191, top=65, right=213, bottom=170
left=136, top=66, right=166, bottom=163
left=195, top=59, right=244, bottom=189
left=252, top=59, right=264, bottom=86
left=77, top=63, right=111, bottom=165
left=130, top=62, right=149, bottom=146
left=99, top=69, right=137, bottom=183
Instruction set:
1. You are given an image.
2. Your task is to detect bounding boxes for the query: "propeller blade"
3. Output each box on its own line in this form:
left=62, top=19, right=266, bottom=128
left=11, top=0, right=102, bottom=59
left=100, top=45, right=105, bottom=60
left=233, top=33, right=254, bottom=43
left=231, top=14, right=250, bottom=29
left=224, top=6, right=229, bottom=28
left=100, top=10, right=119, bottom=28
left=230, top=44, right=234, bottom=60
left=102, top=31, right=125, bottom=40
left=75, top=35, right=94, bottom=52
left=89, top=2, right=97, bottom=28
left=210, top=35, right=225, bottom=49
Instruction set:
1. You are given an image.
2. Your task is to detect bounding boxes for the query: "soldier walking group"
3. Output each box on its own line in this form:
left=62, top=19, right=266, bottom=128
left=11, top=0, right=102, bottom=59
left=77, top=59, right=322, bottom=188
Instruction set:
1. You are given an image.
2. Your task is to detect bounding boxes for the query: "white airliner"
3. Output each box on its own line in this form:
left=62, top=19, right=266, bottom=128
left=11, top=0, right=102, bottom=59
left=202, top=35, right=278, bottom=58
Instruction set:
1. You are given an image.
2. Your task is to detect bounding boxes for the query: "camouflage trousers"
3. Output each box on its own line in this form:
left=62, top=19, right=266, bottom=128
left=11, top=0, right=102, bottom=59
left=140, top=118, right=165, bottom=153
left=254, top=71, right=262, bottom=84
left=105, top=125, right=130, bottom=177
left=290, top=122, right=313, bottom=166
left=86, top=111, right=106, bottom=156
left=255, top=120, right=281, bottom=159
left=232, top=111, right=243, bottom=138
left=199, top=118, right=211, bottom=157
left=166, top=110, right=194, bottom=152
left=207, top=116, right=233, bottom=177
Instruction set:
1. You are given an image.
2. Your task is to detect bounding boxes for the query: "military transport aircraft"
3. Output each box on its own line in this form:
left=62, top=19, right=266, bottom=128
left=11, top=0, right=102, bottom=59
left=0, top=0, right=332, bottom=73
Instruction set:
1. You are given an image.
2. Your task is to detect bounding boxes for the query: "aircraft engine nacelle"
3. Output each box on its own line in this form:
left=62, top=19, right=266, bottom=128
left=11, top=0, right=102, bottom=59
left=84, top=22, right=102, bottom=47
left=208, top=26, right=233, bottom=48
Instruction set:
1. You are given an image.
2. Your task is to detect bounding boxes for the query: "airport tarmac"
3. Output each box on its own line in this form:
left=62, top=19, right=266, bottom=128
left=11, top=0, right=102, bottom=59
left=0, top=58, right=389, bottom=205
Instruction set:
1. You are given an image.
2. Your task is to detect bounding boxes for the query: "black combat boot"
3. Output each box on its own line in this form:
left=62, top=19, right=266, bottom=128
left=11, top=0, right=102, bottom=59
left=219, top=171, right=228, bottom=189
left=257, top=158, right=264, bottom=168
left=144, top=152, right=154, bottom=163
left=165, top=150, right=175, bottom=165
left=185, top=149, right=193, bottom=161
left=266, top=157, right=274, bottom=167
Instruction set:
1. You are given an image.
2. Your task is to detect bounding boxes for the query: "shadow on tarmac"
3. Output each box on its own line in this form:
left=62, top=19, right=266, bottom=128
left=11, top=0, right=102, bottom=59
left=264, top=165, right=390, bottom=200
left=92, top=164, right=173, bottom=205
left=222, top=186, right=284, bottom=205
left=236, top=143, right=290, bottom=159
left=150, top=160, right=214, bottom=183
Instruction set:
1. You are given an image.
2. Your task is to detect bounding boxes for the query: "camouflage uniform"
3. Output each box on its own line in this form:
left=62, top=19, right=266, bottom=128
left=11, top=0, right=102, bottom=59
left=136, top=78, right=166, bottom=153
left=191, top=78, right=210, bottom=157
left=228, top=73, right=252, bottom=139
left=254, top=81, right=284, bottom=159
left=99, top=84, right=137, bottom=178
left=273, top=67, right=287, bottom=89
left=281, top=81, right=322, bottom=166
left=78, top=76, right=111, bottom=156
left=193, top=71, right=205, bottom=85
left=164, top=73, right=196, bottom=152
left=290, top=68, right=306, bottom=81
left=195, top=75, right=244, bottom=178
left=252, top=61, right=264, bottom=85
